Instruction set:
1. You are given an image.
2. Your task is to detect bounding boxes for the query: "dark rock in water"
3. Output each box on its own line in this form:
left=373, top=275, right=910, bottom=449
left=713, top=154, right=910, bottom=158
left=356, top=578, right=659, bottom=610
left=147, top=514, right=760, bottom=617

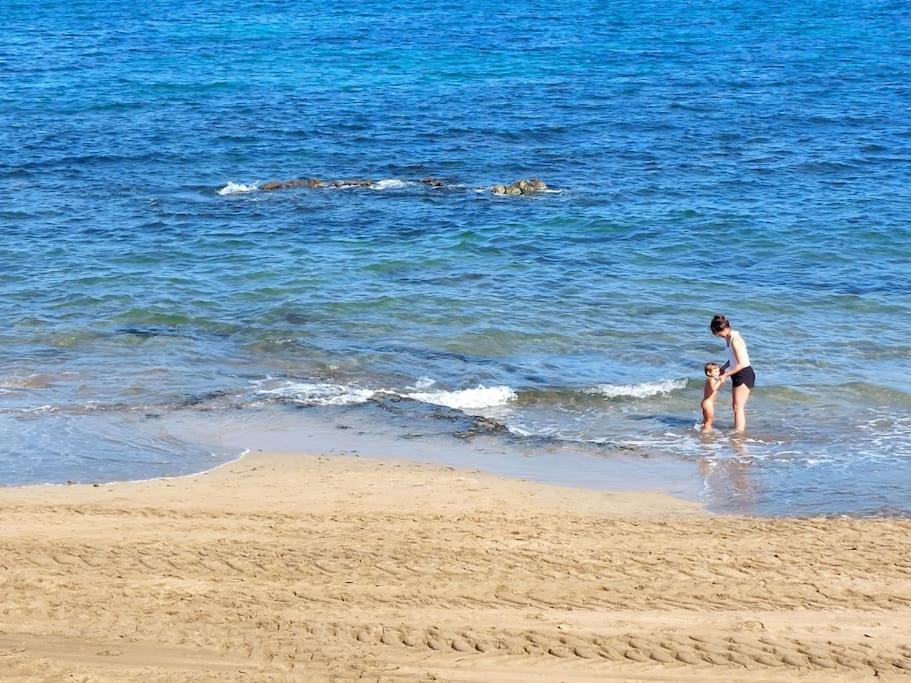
left=329, top=179, right=374, bottom=188
left=490, top=177, right=550, bottom=196
left=117, top=326, right=182, bottom=339
left=260, top=178, right=325, bottom=191
left=250, top=176, right=550, bottom=194
left=118, top=327, right=158, bottom=338
left=369, top=393, right=404, bottom=406
left=454, top=416, right=509, bottom=439
left=246, top=175, right=553, bottom=196
left=287, top=177, right=325, bottom=189
left=283, top=312, right=312, bottom=324
left=473, top=416, right=508, bottom=432
left=177, top=389, right=236, bottom=409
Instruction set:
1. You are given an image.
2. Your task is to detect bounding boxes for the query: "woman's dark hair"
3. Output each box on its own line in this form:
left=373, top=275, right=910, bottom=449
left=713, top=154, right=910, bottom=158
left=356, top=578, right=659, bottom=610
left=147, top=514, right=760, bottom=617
left=710, top=314, right=731, bottom=334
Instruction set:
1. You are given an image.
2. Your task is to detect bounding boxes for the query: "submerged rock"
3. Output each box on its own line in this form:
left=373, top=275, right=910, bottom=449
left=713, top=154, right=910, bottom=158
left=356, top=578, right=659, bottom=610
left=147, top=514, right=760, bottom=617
left=490, top=178, right=549, bottom=196
left=420, top=176, right=447, bottom=188
left=454, top=416, right=509, bottom=439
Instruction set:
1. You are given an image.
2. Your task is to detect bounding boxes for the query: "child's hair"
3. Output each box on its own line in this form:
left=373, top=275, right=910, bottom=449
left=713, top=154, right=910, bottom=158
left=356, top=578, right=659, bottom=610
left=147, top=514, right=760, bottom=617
left=710, top=314, right=731, bottom=334
left=704, top=361, right=721, bottom=375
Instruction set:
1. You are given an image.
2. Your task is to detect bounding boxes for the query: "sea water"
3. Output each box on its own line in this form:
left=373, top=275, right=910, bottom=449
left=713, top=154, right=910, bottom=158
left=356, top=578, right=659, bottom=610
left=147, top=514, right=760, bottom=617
left=2, top=0, right=910, bottom=515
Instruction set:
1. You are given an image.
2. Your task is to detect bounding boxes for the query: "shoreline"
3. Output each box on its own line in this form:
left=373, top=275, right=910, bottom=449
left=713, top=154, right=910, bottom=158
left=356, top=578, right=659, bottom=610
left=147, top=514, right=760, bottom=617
left=2, top=450, right=910, bottom=681
left=4, top=396, right=909, bottom=517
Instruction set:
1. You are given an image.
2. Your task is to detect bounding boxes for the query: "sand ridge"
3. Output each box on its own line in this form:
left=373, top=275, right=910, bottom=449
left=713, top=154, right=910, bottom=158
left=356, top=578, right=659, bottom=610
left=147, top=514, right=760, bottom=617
left=0, top=452, right=909, bottom=681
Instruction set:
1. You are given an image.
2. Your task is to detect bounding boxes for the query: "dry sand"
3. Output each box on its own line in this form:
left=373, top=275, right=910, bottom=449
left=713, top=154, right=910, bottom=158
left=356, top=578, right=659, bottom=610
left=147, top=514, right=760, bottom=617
left=0, top=451, right=909, bottom=682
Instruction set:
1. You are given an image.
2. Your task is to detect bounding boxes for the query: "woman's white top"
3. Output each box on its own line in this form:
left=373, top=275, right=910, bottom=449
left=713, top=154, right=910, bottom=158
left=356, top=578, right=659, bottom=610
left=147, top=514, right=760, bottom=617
left=727, top=330, right=750, bottom=370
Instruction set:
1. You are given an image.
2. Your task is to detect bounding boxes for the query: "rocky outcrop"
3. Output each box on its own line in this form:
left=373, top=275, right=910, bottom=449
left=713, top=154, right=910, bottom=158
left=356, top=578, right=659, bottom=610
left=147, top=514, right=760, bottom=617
left=454, top=416, right=509, bottom=439
left=260, top=178, right=381, bottom=191
left=237, top=176, right=554, bottom=194
left=260, top=178, right=326, bottom=191
left=328, top=179, right=374, bottom=189
left=490, top=178, right=549, bottom=196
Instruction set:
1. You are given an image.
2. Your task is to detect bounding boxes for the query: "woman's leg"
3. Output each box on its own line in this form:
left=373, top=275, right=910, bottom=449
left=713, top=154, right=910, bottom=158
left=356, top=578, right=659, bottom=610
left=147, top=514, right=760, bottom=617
left=732, top=383, right=751, bottom=432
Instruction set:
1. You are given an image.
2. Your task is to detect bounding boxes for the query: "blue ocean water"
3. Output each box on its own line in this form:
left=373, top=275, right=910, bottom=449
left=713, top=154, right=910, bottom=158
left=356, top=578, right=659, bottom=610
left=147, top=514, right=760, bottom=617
left=2, top=0, right=910, bottom=515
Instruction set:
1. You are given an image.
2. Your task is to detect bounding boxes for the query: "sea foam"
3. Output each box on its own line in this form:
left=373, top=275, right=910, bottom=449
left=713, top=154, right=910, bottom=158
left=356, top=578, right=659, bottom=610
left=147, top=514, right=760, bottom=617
left=217, top=181, right=259, bottom=195
left=403, top=385, right=516, bottom=410
left=255, top=380, right=516, bottom=412
left=586, top=378, right=688, bottom=399
left=256, top=382, right=377, bottom=406
left=371, top=179, right=411, bottom=190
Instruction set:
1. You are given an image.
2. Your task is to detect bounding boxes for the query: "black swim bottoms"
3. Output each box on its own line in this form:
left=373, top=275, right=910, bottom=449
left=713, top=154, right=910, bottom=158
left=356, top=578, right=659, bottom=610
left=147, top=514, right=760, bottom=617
left=731, top=366, right=756, bottom=388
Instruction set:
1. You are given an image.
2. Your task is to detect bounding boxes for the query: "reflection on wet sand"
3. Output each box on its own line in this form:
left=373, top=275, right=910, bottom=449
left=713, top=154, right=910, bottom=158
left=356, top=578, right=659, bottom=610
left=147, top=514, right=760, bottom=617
left=698, top=435, right=758, bottom=511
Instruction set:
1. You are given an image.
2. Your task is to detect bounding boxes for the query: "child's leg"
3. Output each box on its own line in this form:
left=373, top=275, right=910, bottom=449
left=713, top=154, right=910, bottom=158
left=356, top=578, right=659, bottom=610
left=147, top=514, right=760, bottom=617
left=701, top=400, right=714, bottom=432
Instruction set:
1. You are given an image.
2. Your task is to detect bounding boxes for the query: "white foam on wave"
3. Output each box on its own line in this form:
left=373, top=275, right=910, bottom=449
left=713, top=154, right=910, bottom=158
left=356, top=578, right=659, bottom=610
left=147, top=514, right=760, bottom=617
left=254, top=379, right=515, bottom=412
left=855, top=411, right=911, bottom=457
left=587, top=378, right=687, bottom=399
left=256, top=382, right=378, bottom=406
left=407, top=377, right=436, bottom=391
left=504, top=424, right=535, bottom=437
left=403, top=385, right=516, bottom=410
left=371, top=179, right=411, bottom=190
left=217, top=181, right=259, bottom=196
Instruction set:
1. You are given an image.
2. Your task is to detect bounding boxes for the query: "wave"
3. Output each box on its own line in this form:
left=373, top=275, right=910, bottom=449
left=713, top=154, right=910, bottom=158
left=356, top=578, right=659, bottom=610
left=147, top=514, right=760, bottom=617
left=255, top=381, right=377, bottom=406
left=835, top=382, right=911, bottom=406
left=370, top=179, right=412, bottom=190
left=217, top=181, right=259, bottom=195
left=584, top=378, right=688, bottom=399
left=254, top=379, right=515, bottom=411
left=1, top=373, right=61, bottom=390
left=403, top=385, right=516, bottom=410
left=253, top=376, right=688, bottom=414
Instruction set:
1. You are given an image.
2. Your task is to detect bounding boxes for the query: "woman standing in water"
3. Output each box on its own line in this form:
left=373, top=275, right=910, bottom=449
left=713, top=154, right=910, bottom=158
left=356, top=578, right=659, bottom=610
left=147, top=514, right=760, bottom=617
left=710, top=314, right=755, bottom=432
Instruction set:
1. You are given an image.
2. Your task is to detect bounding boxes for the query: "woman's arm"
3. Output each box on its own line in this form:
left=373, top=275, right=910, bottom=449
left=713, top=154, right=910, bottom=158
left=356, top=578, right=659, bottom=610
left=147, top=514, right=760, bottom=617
left=723, top=336, right=748, bottom=377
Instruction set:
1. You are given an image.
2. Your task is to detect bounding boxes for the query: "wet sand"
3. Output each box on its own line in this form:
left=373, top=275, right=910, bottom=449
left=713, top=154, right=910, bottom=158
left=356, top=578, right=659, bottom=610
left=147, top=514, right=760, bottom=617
left=1, top=451, right=909, bottom=681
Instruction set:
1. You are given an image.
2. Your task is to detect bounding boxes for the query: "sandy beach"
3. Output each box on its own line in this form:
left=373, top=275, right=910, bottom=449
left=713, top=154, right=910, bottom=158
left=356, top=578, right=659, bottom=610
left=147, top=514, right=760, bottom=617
left=1, top=452, right=909, bottom=682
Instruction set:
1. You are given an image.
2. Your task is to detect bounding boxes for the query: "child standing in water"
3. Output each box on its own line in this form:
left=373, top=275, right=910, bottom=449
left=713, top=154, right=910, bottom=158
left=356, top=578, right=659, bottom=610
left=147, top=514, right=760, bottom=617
left=701, top=362, right=725, bottom=433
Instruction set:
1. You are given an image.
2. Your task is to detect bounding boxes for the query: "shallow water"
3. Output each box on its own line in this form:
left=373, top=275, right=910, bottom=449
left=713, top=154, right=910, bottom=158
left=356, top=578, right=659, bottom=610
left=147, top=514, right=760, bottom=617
left=2, top=0, right=910, bottom=515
